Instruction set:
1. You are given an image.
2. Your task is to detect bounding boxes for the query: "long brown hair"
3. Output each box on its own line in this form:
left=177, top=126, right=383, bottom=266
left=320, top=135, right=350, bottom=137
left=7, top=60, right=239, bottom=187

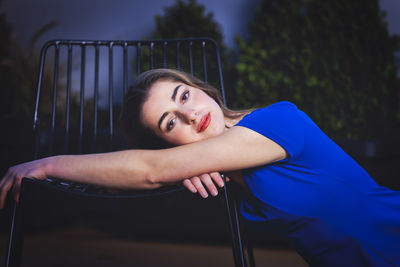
left=119, top=68, right=248, bottom=149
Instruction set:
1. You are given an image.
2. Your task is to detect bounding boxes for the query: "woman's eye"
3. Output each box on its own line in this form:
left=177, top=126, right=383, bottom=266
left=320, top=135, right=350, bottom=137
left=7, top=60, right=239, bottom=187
left=181, top=91, right=189, bottom=102
left=167, top=118, right=175, bottom=131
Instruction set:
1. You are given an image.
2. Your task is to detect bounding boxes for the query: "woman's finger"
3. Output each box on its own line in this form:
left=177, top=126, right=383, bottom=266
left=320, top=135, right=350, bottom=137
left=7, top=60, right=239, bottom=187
left=200, top=174, right=218, bottom=197
left=0, top=161, right=46, bottom=209
left=0, top=172, right=15, bottom=209
left=190, top=176, right=208, bottom=198
left=209, top=172, right=225, bottom=188
left=183, top=178, right=197, bottom=193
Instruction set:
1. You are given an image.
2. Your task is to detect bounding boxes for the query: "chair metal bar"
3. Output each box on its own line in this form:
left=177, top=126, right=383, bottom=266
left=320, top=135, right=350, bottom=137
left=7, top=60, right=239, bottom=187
left=123, top=42, right=128, bottom=97
left=108, top=43, right=114, bottom=151
left=222, top=177, right=247, bottom=267
left=247, top=244, right=256, bottom=267
left=33, top=118, right=41, bottom=160
left=34, top=38, right=228, bottom=49
left=33, top=43, right=49, bottom=130
left=78, top=45, right=86, bottom=154
left=5, top=204, right=23, bottom=267
left=213, top=41, right=227, bottom=104
left=136, top=42, right=141, bottom=75
left=150, top=42, right=154, bottom=70
left=5, top=179, right=30, bottom=267
left=189, top=41, right=193, bottom=75
left=49, top=44, right=60, bottom=155
left=92, top=43, right=100, bottom=152
left=176, top=41, right=181, bottom=70
left=34, top=38, right=214, bottom=46
left=64, top=44, right=72, bottom=154
left=33, top=41, right=50, bottom=160
left=163, top=41, right=167, bottom=68
left=201, top=41, right=208, bottom=82
left=232, top=196, right=247, bottom=266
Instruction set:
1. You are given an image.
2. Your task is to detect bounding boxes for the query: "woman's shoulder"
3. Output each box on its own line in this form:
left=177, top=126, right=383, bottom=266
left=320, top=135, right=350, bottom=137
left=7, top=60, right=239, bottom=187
left=261, top=101, right=298, bottom=111
left=235, top=101, right=305, bottom=159
left=236, top=101, right=303, bottom=129
left=242, top=101, right=299, bottom=120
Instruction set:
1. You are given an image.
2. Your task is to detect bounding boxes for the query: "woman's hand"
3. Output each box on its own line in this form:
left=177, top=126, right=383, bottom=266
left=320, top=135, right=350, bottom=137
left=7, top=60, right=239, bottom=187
left=182, top=172, right=229, bottom=198
left=0, top=159, right=49, bottom=209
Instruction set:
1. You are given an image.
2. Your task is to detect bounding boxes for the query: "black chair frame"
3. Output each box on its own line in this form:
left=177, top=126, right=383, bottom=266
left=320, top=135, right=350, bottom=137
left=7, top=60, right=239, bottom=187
left=5, top=38, right=255, bottom=267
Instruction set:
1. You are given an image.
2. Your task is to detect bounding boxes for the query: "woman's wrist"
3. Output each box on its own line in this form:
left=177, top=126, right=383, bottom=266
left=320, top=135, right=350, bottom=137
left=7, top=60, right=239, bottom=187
left=39, top=156, right=58, bottom=179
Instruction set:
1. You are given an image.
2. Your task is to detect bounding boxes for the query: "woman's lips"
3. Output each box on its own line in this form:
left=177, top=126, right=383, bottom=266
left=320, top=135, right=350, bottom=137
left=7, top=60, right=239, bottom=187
left=198, top=113, right=211, bottom=133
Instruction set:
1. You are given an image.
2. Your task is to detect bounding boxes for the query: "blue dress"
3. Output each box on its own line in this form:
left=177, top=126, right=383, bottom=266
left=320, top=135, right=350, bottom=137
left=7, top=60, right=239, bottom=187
left=235, top=101, right=400, bottom=266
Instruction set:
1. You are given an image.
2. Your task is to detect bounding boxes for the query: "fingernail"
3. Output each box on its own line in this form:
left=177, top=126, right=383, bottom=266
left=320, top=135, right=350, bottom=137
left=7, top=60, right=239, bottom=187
left=201, top=192, right=208, bottom=198
left=212, top=189, right=218, bottom=196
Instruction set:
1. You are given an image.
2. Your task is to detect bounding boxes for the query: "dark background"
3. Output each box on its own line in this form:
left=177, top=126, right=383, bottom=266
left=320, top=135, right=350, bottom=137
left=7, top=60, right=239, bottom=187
left=0, top=0, right=400, bottom=264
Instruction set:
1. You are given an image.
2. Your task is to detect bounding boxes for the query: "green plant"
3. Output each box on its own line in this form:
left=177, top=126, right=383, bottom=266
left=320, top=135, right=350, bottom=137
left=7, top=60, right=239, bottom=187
left=140, top=0, right=236, bottom=95
left=234, top=0, right=399, bottom=140
left=0, top=19, right=62, bottom=122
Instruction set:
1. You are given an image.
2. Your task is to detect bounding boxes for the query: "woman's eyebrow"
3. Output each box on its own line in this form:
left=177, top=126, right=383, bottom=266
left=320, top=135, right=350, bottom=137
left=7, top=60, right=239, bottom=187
left=158, top=84, right=182, bottom=130
left=158, top=112, right=168, bottom=130
left=171, top=84, right=182, bottom=101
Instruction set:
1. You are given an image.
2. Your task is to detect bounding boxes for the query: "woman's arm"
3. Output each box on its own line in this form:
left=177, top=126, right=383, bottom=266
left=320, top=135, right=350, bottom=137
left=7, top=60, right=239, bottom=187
left=0, top=126, right=287, bottom=209
left=144, top=126, right=287, bottom=184
left=0, top=150, right=158, bottom=209
left=51, top=126, right=286, bottom=186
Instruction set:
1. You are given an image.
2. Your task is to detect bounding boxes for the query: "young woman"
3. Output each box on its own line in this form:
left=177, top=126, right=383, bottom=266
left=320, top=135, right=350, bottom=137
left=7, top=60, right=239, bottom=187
left=1, top=69, right=399, bottom=266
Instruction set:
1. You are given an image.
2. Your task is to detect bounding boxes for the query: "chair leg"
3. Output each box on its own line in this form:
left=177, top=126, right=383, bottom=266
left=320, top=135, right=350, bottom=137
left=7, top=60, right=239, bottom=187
left=246, top=243, right=256, bottom=267
left=5, top=180, right=29, bottom=267
left=222, top=181, right=246, bottom=267
left=232, top=197, right=247, bottom=267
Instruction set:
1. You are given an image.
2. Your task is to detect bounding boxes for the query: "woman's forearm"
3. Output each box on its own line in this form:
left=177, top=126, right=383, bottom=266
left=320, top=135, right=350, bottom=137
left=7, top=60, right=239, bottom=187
left=44, top=150, right=160, bottom=190
left=0, top=149, right=164, bottom=209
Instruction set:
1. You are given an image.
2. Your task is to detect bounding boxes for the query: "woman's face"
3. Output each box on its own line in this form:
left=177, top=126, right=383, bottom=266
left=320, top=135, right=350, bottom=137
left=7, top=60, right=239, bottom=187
left=141, top=79, right=226, bottom=145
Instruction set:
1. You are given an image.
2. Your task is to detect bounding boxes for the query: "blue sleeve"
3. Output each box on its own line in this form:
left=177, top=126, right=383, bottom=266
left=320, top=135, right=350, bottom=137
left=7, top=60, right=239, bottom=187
left=235, top=101, right=305, bottom=159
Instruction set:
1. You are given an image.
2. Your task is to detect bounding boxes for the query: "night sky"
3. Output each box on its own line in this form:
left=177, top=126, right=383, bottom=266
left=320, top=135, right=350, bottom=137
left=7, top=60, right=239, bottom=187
left=3, top=0, right=398, bottom=52
left=380, top=0, right=400, bottom=36
left=2, top=0, right=260, bottom=50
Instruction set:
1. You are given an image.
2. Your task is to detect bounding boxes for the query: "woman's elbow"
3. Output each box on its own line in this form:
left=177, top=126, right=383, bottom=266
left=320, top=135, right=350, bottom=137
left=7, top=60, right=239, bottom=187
left=133, top=151, right=164, bottom=190
left=142, top=168, right=163, bottom=190
left=145, top=175, right=163, bottom=189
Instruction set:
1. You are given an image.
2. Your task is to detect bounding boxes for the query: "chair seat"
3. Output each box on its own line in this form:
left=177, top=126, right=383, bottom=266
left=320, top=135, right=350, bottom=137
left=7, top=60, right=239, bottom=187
left=26, top=177, right=185, bottom=199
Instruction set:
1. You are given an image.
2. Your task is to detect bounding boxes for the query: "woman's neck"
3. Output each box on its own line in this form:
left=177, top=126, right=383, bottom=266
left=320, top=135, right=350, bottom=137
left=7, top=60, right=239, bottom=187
left=224, top=112, right=251, bottom=128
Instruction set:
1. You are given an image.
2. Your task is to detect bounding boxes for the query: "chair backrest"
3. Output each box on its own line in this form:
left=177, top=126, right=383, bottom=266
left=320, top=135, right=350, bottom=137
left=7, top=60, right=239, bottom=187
left=33, top=38, right=226, bottom=159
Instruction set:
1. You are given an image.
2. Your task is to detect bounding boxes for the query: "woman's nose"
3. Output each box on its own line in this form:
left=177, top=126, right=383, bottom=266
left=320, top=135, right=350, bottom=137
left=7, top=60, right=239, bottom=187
left=180, top=108, right=197, bottom=124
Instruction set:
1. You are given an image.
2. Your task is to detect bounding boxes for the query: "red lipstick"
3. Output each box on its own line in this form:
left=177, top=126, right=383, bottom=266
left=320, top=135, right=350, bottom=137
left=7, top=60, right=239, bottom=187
left=198, top=113, right=211, bottom=133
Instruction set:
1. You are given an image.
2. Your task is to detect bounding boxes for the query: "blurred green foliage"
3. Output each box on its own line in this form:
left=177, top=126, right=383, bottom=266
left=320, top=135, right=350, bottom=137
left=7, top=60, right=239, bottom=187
left=153, top=0, right=223, bottom=45
left=150, top=0, right=236, bottom=96
left=0, top=11, right=61, bottom=123
left=0, top=9, right=34, bottom=122
left=234, top=0, right=399, bottom=140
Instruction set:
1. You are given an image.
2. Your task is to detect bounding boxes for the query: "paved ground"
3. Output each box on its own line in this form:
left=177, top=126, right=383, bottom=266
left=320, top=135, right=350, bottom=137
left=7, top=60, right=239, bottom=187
left=1, top=225, right=307, bottom=267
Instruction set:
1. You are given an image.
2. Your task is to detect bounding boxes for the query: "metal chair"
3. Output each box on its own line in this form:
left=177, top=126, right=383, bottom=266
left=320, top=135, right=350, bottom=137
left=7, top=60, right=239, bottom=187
left=5, top=38, right=255, bottom=267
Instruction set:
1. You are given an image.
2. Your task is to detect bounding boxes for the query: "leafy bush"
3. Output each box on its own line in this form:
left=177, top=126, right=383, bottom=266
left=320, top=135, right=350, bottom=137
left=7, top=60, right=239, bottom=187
left=0, top=17, right=61, bottom=123
left=234, top=0, right=399, bottom=139
left=149, top=0, right=236, bottom=95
